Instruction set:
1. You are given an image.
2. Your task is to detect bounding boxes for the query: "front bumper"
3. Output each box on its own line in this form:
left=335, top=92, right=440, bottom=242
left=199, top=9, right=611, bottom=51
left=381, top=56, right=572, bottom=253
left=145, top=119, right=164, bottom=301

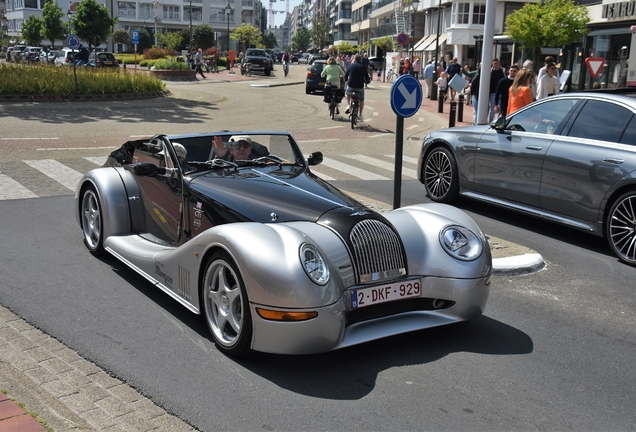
left=250, top=275, right=490, bottom=354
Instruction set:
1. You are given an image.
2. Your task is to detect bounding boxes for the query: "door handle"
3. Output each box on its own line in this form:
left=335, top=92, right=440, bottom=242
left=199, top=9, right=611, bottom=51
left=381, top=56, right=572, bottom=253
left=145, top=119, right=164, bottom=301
left=603, top=158, right=624, bottom=164
left=525, top=146, right=543, bottom=151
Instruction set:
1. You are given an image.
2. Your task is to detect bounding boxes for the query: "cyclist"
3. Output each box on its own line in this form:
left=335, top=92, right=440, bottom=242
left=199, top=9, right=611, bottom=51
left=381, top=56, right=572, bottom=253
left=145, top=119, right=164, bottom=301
left=344, top=54, right=370, bottom=121
left=321, top=56, right=345, bottom=114
left=282, top=51, right=291, bottom=77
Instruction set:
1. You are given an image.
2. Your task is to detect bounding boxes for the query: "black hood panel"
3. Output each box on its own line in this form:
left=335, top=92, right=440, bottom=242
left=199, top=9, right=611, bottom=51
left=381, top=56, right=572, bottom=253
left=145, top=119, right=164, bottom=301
left=188, top=167, right=365, bottom=223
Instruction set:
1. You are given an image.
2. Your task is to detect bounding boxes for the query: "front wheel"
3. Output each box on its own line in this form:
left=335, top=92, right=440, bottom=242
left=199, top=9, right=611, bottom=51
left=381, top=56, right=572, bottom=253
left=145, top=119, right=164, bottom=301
left=264, top=68, right=271, bottom=76
left=350, top=102, right=358, bottom=129
left=81, top=185, right=106, bottom=255
left=423, top=147, right=459, bottom=203
left=606, top=191, right=636, bottom=266
left=201, top=251, right=252, bottom=356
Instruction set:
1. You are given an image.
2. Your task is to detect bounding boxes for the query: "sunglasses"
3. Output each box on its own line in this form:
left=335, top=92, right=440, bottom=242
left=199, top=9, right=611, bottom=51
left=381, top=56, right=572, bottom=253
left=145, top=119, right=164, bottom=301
left=235, top=141, right=251, bottom=149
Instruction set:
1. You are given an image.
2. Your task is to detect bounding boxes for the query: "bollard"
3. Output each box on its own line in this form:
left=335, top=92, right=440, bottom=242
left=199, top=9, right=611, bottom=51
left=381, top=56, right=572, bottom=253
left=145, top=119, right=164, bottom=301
left=458, top=94, right=464, bottom=123
left=449, top=100, right=457, bottom=127
left=123, top=63, right=126, bottom=69
left=438, top=91, right=444, bottom=113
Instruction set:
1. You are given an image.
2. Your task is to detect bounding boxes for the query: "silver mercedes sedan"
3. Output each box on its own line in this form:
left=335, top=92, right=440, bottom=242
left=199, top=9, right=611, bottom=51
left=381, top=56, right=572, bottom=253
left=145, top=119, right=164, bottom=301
left=418, top=91, right=636, bottom=267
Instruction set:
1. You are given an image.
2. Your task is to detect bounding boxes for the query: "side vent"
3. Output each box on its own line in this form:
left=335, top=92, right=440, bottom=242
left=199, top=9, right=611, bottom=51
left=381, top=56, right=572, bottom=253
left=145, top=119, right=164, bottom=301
left=178, top=266, right=192, bottom=301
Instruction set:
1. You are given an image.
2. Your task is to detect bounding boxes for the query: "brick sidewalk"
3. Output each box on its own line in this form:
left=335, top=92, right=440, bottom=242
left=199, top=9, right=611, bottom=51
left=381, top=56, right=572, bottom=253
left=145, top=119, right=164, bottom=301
left=419, top=90, right=475, bottom=128
left=0, top=392, right=46, bottom=432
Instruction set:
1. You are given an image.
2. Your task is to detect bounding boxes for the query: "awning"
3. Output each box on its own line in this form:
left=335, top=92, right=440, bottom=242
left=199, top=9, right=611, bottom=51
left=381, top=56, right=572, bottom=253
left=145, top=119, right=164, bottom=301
left=413, top=34, right=436, bottom=52
left=423, top=33, right=448, bottom=52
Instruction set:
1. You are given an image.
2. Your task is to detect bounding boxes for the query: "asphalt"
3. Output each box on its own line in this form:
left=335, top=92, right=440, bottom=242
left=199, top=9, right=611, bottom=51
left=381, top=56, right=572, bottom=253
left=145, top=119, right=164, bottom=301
left=0, top=65, right=544, bottom=431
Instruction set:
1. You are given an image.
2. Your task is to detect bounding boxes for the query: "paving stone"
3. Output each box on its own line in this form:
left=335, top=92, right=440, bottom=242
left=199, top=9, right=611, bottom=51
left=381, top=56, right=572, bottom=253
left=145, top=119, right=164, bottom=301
left=7, top=318, right=32, bottom=332
left=119, top=410, right=161, bottom=431
left=58, top=392, right=96, bottom=414
left=41, top=378, right=76, bottom=398
left=0, top=326, right=21, bottom=341
left=54, top=346, right=84, bottom=364
left=71, top=358, right=103, bottom=376
left=78, top=382, right=111, bottom=403
left=80, top=407, right=117, bottom=430
left=21, top=328, right=50, bottom=343
left=150, top=413, right=196, bottom=431
left=36, top=336, right=64, bottom=353
left=23, top=346, right=55, bottom=363
left=58, top=369, right=93, bottom=388
left=23, top=365, right=57, bottom=385
left=10, top=336, right=39, bottom=352
left=90, top=371, right=123, bottom=389
left=39, top=357, right=73, bottom=375
left=108, top=384, right=144, bottom=403
left=95, top=396, right=134, bottom=418
left=129, top=398, right=167, bottom=419
left=0, top=346, right=38, bottom=371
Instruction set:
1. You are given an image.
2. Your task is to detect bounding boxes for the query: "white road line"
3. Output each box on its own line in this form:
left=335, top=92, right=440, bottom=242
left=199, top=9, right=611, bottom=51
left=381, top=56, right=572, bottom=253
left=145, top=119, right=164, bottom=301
left=318, top=126, right=344, bottom=130
left=24, top=159, right=83, bottom=191
left=418, top=117, right=424, bottom=122
left=385, top=154, right=419, bottom=165
left=37, top=146, right=115, bottom=151
left=343, top=155, right=417, bottom=179
left=297, top=139, right=340, bottom=143
left=0, top=172, right=38, bottom=200
left=84, top=156, right=108, bottom=166
left=309, top=171, right=336, bottom=181
left=129, top=135, right=150, bottom=138
left=373, top=112, right=379, bottom=116
left=369, top=133, right=393, bottom=138
left=321, top=157, right=388, bottom=180
left=2, top=137, right=59, bottom=140
left=407, top=124, right=419, bottom=130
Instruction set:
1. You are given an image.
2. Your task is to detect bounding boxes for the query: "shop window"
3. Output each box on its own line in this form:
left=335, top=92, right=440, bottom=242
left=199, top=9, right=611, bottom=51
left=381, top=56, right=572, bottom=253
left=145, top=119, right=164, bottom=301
left=568, top=100, right=632, bottom=142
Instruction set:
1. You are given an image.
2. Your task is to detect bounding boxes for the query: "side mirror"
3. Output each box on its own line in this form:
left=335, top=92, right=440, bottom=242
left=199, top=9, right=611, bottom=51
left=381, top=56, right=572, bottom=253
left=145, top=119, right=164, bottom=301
left=132, top=162, right=160, bottom=177
left=493, top=116, right=506, bottom=132
left=307, top=151, right=323, bottom=166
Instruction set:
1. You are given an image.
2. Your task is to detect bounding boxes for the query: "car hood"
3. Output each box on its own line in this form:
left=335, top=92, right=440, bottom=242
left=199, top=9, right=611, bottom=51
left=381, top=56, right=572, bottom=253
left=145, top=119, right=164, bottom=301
left=188, top=166, right=363, bottom=223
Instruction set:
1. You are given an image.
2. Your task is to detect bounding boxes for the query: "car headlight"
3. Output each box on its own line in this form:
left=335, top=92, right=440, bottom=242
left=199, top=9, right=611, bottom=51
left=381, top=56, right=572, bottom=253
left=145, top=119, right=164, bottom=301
left=439, top=225, right=483, bottom=261
left=299, top=243, right=330, bottom=285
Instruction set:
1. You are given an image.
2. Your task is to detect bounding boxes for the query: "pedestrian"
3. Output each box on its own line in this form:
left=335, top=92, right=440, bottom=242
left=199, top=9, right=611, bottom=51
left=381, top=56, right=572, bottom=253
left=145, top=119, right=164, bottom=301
left=470, top=71, right=480, bottom=125
left=362, top=53, right=370, bottom=87
left=195, top=48, right=206, bottom=79
left=399, top=58, right=405, bottom=76
left=445, top=57, right=463, bottom=101
left=403, top=57, right=411, bottom=76
left=522, top=60, right=537, bottom=100
left=507, top=68, right=535, bottom=115
left=412, top=57, right=420, bottom=79
left=488, top=58, right=505, bottom=122
left=537, top=55, right=560, bottom=82
left=423, top=60, right=435, bottom=98
left=536, top=61, right=560, bottom=99
left=436, top=72, right=448, bottom=101
left=494, top=63, right=519, bottom=118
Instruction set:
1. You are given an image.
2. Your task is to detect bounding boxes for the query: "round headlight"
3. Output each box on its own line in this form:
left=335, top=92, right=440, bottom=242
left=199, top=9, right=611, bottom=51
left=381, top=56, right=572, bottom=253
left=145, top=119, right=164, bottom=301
left=440, top=225, right=483, bottom=261
left=299, top=243, right=330, bottom=285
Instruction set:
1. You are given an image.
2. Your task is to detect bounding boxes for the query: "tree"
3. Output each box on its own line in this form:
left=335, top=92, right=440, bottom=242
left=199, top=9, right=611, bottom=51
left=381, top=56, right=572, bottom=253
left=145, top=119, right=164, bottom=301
left=311, top=16, right=330, bottom=52
left=158, top=31, right=182, bottom=51
left=263, top=33, right=277, bottom=49
left=179, top=28, right=191, bottom=50
left=291, top=27, right=311, bottom=53
left=334, top=42, right=356, bottom=54
left=193, top=24, right=216, bottom=50
left=42, top=0, right=66, bottom=49
left=505, top=0, right=590, bottom=69
left=21, top=15, right=43, bottom=46
left=357, top=42, right=371, bottom=54
left=137, top=28, right=153, bottom=52
left=72, top=0, right=118, bottom=54
left=230, top=23, right=262, bottom=52
left=372, top=36, right=394, bottom=82
left=112, top=29, right=131, bottom=47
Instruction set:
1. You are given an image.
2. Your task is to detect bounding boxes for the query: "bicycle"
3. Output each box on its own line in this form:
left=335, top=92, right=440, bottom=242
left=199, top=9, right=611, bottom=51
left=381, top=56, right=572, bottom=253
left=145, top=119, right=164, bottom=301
left=240, top=62, right=252, bottom=76
left=325, top=84, right=339, bottom=120
left=283, top=61, right=289, bottom=77
left=206, top=57, right=218, bottom=73
left=386, top=68, right=396, bottom=83
left=349, top=90, right=360, bottom=129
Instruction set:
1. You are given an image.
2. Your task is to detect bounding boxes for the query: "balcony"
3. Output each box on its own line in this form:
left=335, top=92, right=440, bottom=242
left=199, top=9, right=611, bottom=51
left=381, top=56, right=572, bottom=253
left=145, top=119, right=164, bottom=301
left=370, top=21, right=395, bottom=38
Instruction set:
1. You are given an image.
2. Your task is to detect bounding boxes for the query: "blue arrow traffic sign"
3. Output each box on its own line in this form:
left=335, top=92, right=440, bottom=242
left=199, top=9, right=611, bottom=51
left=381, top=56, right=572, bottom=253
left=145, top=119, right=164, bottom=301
left=66, top=34, right=80, bottom=50
left=390, top=74, right=423, bottom=118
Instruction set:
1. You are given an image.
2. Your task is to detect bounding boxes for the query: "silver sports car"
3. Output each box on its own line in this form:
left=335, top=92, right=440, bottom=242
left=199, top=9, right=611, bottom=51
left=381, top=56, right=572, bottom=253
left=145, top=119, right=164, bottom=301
left=75, top=132, right=491, bottom=356
left=418, top=91, right=636, bottom=267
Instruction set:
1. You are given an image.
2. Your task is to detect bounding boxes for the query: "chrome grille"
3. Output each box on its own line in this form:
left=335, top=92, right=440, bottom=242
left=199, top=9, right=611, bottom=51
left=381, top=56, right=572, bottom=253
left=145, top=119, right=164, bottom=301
left=349, top=220, right=406, bottom=283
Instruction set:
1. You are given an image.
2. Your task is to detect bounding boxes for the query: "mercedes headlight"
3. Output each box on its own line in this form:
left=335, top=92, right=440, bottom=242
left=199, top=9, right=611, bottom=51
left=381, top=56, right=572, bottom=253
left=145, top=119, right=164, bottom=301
left=440, top=225, right=483, bottom=261
left=299, top=243, right=330, bottom=285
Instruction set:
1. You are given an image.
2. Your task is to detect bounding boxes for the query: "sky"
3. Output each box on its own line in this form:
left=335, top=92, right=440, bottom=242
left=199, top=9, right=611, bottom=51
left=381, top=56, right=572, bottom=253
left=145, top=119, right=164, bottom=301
left=272, top=0, right=304, bottom=27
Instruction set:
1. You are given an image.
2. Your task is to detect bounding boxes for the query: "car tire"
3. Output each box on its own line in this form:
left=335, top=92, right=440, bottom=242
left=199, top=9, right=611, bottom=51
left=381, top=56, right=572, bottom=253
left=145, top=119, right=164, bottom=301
left=423, top=146, right=459, bottom=203
left=306, top=87, right=311, bottom=95
left=606, top=190, right=636, bottom=266
left=80, top=185, right=106, bottom=256
left=201, top=250, right=252, bottom=356
left=264, top=68, right=271, bottom=76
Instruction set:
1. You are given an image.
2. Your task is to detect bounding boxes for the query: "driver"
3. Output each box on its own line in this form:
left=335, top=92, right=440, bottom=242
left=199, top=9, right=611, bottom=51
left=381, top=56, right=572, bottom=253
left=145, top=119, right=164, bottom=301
left=228, top=135, right=255, bottom=160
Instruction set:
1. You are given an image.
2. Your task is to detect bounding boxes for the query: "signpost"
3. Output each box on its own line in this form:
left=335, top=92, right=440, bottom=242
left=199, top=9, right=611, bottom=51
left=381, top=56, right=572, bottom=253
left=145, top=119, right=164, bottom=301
left=132, top=30, right=140, bottom=70
left=585, top=57, right=605, bottom=79
left=65, top=34, right=80, bottom=90
left=390, top=74, right=423, bottom=209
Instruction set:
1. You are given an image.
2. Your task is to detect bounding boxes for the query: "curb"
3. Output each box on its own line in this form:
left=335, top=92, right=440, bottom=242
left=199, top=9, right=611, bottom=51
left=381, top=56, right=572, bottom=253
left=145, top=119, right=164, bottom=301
left=492, top=253, right=545, bottom=275
left=0, top=90, right=171, bottom=103
left=250, top=81, right=304, bottom=88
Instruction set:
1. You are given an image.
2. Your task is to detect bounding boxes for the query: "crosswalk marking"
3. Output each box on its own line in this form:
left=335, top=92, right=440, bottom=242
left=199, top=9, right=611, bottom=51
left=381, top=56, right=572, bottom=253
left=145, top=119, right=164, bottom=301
left=343, top=155, right=417, bottom=179
left=0, top=153, right=421, bottom=201
left=23, top=160, right=83, bottom=191
left=0, top=172, right=38, bottom=200
left=320, top=157, right=389, bottom=180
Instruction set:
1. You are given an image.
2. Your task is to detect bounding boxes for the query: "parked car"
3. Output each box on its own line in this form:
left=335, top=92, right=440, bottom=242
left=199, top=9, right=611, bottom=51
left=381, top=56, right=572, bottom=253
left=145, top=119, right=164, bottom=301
left=75, top=131, right=491, bottom=356
left=23, top=47, right=42, bottom=62
left=418, top=89, right=636, bottom=266
left=10, top=45, right=28, bottom=62
left=54, top=48, right=77, bottom=66
left=297, top=55, right=309, bottom=65
left=242, top=48, right=272, bottom=76
left=46, top=50, right=59, bottom=64
left=368, top=56, right=384, bottom=71
left=305, top=59, right=328, bottom=94
left=88, top=51, right=119, bottom=67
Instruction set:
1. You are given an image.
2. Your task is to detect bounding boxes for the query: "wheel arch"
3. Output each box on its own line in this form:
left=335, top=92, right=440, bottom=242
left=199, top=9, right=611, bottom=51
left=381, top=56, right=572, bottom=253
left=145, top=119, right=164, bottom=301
left=418, top=139, right=455, bottom=182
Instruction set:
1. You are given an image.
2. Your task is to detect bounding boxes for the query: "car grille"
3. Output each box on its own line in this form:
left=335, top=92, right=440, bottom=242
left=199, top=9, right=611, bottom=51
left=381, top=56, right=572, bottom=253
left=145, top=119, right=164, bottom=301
left=349, top=219, right=406, bottom=283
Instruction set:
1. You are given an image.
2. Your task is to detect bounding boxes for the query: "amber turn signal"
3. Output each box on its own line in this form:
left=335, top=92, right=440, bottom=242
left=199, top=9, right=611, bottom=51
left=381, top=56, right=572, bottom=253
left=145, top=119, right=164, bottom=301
left=256, top=308, right=318, bottom=321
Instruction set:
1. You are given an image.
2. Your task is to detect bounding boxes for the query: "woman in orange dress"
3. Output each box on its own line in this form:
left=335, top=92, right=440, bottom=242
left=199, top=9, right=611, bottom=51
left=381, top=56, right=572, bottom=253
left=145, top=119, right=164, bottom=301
left=507, top=69, right=535, bottom=115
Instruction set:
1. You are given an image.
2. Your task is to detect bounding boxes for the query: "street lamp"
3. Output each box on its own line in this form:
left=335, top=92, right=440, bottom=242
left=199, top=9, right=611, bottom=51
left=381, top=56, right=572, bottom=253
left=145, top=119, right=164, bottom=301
left=67, top=10, right=72, bottom=34
left=410, top=0, right=419, bottom=65
left=225, top=2, right=233, bottom=70
left=189, top=0, right=193, bottom=79
left=431, top=0, right=442, bottom=101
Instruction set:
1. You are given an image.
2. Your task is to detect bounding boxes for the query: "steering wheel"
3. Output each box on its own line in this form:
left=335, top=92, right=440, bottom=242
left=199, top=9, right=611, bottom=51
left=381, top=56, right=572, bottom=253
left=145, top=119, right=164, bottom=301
left=509, top=124, right=526, bottom=132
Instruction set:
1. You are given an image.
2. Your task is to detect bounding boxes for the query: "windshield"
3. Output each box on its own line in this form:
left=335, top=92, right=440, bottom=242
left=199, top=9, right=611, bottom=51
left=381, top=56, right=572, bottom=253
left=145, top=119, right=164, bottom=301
left=166, top=133, right=304, bottom=171
left=247, top=50, right=267, bottom=57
